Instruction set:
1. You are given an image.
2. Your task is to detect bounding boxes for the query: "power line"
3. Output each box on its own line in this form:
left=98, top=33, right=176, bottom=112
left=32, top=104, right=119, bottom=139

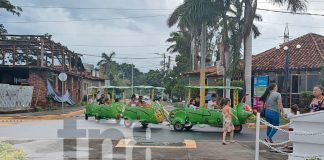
left=0, top=14, right=168, bottom=23
left=18, top=6, right=175, bottom=10
left=18, top=4, right=324, bottom=10
left=0, top=8, right=322, bottom=24
left=81, top=53, right=164, bottom=59
left=258, top=0, right=324, bottom=3
left=258, top=21, right=324, bottom=28
left=257, top=8, right=324, bottom=17
left=70, top=44, right=169, bottom=48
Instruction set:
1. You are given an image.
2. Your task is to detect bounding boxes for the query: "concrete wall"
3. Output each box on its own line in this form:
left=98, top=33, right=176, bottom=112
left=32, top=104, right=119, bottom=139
left=289, top=111, right=324, bottom=160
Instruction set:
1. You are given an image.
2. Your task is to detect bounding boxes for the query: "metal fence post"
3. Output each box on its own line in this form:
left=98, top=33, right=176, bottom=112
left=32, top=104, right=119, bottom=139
left=255, top=112, right=260, bottom=160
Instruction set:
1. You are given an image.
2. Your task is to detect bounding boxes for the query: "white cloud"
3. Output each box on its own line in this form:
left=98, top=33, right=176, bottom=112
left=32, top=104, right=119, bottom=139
left=1, top=0, right=323, bottom=72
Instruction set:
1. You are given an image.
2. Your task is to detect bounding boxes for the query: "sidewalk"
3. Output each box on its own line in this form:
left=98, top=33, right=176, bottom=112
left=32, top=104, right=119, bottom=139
left=0, top=106, right=85, bottom=120
left=124, top=140, right=287, bottom=160
left=4, top=139, right=287, bottom=160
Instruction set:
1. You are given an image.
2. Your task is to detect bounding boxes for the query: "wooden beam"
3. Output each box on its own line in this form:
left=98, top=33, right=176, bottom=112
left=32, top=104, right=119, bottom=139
left=51, top=43, right=54, bottom=66
left=13, top=42, right=16, bottom=66
left=69, top=52, right=72, bottom=71
left=26, top=47, right=29, bottom=65
left=62, top=47, right=65, bottom=70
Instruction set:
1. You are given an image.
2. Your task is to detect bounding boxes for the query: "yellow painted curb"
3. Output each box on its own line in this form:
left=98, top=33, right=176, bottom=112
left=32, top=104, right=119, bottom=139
left=0, top=109, right=85, bottom=121
left=247, top=123, right=289, bottom=129
left=115, top=139, right=197, bottom=149
left=247, top=123, right=267, bottom=129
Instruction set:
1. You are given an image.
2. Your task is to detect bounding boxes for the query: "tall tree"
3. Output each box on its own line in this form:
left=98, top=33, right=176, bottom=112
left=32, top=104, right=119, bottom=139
left=242, top=0, right=307, bottom=105
left=167, top=0, right=225, bottom=70
left=0, top=1, right=22, bottom=64
left=166, top=30, right=191, bottom=72
left=0, top=0, right=22, bottom=16
left=97, top=52, right=117, bottom=84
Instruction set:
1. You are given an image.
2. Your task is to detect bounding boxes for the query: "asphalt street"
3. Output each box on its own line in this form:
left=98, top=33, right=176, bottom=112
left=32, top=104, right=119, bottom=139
left=0, top=116, right=289, bottom=142
left=0, top=117, right=289, bottom=159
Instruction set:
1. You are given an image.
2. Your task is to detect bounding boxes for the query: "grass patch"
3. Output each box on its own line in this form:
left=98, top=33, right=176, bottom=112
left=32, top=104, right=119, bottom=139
left=0, top=141, right=25, bottom=160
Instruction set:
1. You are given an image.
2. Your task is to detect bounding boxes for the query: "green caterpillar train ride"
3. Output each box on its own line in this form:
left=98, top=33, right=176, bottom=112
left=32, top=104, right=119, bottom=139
left=84, top=85, right=255, bottom=133
left=168, top=86, right=255, bottom=133
left=84, top=85, right=168, bottom=128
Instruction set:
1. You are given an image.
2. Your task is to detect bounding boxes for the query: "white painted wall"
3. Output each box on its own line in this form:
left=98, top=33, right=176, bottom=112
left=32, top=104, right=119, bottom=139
left=0, top=84, right=34, bottom=109
left=289, top=111, right=324, bottom=160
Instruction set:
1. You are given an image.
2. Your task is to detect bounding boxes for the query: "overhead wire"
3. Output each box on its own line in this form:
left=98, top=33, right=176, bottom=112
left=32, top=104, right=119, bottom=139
left=0, top=5, right=323, bottom=25
left=70, top=44, right=169, bottom=47
left=0, top=14, right=169, bottom=23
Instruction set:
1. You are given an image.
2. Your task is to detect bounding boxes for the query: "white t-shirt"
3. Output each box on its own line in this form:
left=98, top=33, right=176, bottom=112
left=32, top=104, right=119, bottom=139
left=207, top=100, right=214, bottom=109
left=190, top=104, right=198, bottom=110
left=286, top=113, right=296, bottom=119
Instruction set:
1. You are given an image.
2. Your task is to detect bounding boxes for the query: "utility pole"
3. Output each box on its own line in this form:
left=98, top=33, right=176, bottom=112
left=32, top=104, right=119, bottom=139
left=163, top=53, right=166, bottom=74
left=168, top=56, right=171, bottom=70
left=200, top=22, right=207, bottom=108
left=131, top=63, right=134, bottom=95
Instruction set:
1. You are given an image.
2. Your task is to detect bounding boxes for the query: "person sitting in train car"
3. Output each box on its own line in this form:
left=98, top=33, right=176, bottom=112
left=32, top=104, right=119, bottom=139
left=103, top=98, right=111, bottom=105
left=136, top=96, right=144, bottom=107
left=129, top=94, right=138, bottom=106
left=98, top=94, right=105, bottom=105
left=189, top=98, right=198, bottom=110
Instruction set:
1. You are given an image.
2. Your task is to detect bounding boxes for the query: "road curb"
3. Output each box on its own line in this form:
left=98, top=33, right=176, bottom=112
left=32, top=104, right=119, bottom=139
left=247, top=123, right=289, bottom=129
left=0, top=109, right=85, bottom=121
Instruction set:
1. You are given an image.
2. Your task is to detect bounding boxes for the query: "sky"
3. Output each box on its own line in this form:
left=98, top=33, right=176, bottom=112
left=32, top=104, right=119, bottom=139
left=1, top=0, right=324, bottom=72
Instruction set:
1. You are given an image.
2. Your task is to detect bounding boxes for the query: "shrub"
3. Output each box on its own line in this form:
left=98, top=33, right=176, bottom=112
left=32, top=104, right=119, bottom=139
left=0, top=141, right=25, bottom=160
left=306, top=156, right=321, bottom=160
left=300, top=91, right=314, bottom=113
left=215, top=80, right=244, bottom=88
left=214, top=80, right=244, bottom=101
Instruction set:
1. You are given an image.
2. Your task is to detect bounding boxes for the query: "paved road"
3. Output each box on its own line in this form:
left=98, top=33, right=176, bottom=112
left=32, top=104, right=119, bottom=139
left=0, top=117, right=289, bottom=159
left=0, top=116, right=288, bottom=142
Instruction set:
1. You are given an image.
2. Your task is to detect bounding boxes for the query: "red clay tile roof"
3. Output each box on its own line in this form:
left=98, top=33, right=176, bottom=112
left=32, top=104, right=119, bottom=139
left=183, top=66, right=217, bottom=75
left=253, top=33, right=324, bottom=71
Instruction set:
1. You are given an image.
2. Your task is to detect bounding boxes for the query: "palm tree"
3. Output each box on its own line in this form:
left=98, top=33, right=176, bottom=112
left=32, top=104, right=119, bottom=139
left=242, top=0, right=307, bottom=105
left=225, top=0, right=261, bottom=79
left=166, top=30, right=192, bottom=72
left=167, top=0, right=224, bottom=71
left=97, top=52, right=116, bottom=83
left=166, top=30, right=191, bottom=55
left=0, top=0, right=22, bottom=16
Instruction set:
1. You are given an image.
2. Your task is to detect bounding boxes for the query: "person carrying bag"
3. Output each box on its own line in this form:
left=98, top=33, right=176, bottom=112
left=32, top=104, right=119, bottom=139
left=260, top=84, right=284, bottom=143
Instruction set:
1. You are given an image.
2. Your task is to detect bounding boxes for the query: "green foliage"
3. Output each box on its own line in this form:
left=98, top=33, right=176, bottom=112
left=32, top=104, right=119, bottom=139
left=231, top=80, right=244, bottom=88
left=0, top=141, right=25, bottom=160
left=0, top=24, right=7, bottom=34
left=0, top=0, right=22, bottom=16
left=320, top=67, right=324, bottom=86
left=171, top=85, right=185, bottom=98
left=144, top=70, right=164, bottom=87
left=306, top=157, right=321, bottom=160
left=215, top=80, right=244, bottom=88
left=300, top=91, right=314, bottom=112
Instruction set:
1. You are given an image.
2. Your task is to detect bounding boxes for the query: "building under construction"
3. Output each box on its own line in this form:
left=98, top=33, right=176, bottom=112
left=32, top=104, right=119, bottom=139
left=0, top=34, right=104, bottom=110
